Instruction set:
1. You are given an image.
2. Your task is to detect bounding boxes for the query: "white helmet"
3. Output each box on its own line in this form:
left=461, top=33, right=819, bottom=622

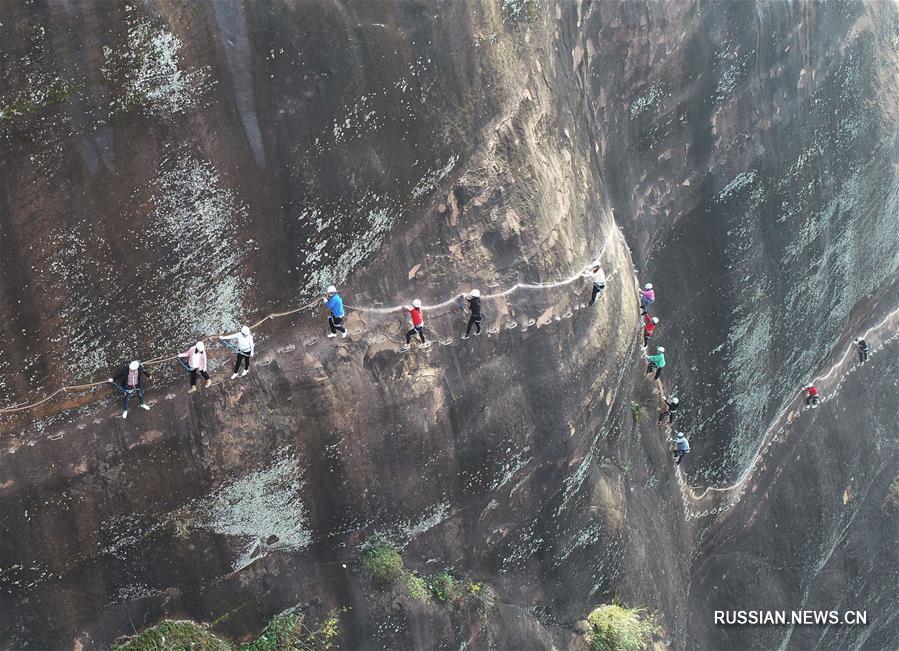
left=241, top=325, right=251, bottom=336
left=326, top=285, right=337, bottom=295
left=129, top=360, right=140, bottom=371
left=671, top=397, right=679, bottom=405
left=852, top=337, right=860, bottom=343
left=652, top=317, right=659, bottom=324
left=644, top=283, right=653, bottom=289
left=195, top=341, right=205, bottom=353
left=676, top=431, right=686, bottom=439
left=469, top=289, right=480, bottom=298
left=803, top=383, right=814, bottom=390
left=591, top=260, right=601, bottom=268
left=412, top=299, right=422, bottom=309
left=657, top=346, right=665, bottom=353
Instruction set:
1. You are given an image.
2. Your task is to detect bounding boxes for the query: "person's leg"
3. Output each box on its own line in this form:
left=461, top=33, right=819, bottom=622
left=646, top=364, right=653, bottom=374
left=643, top=331, right=649, bottom=347
left=243, top=353, right=251, bottom=370
left=190, top=369, right=198, bottom=386
left=465, top=316, right=475, bottom=337
left=590, top=284, right=599, bottom=305
left=669, top=412, right=674, bottom=425
left=136, top=388, right=144, bottom=405
left=418, top=326, right=426, bottom=343
left=658, top=410, right=666, bottom=424
left=201, top=370, right=210, bottom=381
left=333, top=316, right=346, bottom=333
left=474, top=316, right=482, bottom=334
left=328, top=315, right=337, bottom=334
left=406, top=328, right=414, bottom=345
left=676, top=453, right=683, bottom=465
left=805, top=396, right=812, bottom=406
left=234, top=355, right=242, bottom=374
left=122, top=392, right=130, bottom=412
left=654, top=367, right=662, bottom=380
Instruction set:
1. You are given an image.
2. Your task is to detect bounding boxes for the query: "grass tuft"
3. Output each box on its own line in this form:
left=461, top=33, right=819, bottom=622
left=361, top=540, right=405, bottom=583
left=630, top=401, right=646, bottom=423
left=587, top=602, right=660, bottom=651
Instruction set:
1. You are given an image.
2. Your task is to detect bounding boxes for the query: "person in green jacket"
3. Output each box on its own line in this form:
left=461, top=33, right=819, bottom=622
left=645, top=346, right=666, bottom=380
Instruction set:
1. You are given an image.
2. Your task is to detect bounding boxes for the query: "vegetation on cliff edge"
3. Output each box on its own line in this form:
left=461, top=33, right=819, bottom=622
left=587, top=602, right=660, bottom=651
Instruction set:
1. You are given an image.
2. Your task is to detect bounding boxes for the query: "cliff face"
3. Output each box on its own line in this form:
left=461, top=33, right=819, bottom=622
left=1, top=1, right=898, bottom=650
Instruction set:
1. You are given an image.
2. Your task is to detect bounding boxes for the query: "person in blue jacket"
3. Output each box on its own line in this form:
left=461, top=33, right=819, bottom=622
left=672, top=431, right=690, bottom=465
left=324, top=285, right=347, bottom=338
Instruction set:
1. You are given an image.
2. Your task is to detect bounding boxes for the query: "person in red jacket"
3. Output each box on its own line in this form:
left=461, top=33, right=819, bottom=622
left=642, top=314, right=659, bottom=348
left=400, top=299, right=427, bottom=351
left=803, top=384, right=820, bottom=408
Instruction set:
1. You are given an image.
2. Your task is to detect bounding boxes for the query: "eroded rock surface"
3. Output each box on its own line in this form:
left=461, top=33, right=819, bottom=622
left=1, top=1, right=898, bottom=650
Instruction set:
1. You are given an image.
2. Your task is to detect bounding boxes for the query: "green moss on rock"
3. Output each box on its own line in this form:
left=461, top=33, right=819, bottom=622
left=586, top=603, right=660, bottom=651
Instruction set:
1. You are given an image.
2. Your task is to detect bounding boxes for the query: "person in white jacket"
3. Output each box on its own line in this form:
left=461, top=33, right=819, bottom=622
left=672, top=431, right=690, bottom=465
left=178, top=341, right=210, bottom=394
left=220, top=325, right=255, bottom=379
left=584, top=260, right=606, bottom=305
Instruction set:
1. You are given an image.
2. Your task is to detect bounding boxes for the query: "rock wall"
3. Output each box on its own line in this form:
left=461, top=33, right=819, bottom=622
left=1, top=1, right=898, bottom=650
left=579, top=0, right=899, bottom=484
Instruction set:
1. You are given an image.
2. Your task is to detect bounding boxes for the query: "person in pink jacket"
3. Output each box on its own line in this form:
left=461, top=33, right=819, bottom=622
left=639, top=283, right=655, bottom=315
left=178, top=340, right=210, bottom=393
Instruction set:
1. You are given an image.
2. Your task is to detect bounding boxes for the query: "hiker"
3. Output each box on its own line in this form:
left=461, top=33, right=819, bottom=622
left=645, top=346, right=666, bottom=380
left=178, top=341, right=210, bottom=394
left=658, top=396, right=679, bottom=425
left=803, top=384, right=820, bottom=408
left=672, top=432, right=690, bottom=465
left=584, top=260, right=606, bottom=305
left=401, top=299, right=427, bottom=351
left=639, top=283, right=655, bottom=315
left=462, top=290, right=483, bottom=339
left=219, top=325, right=254, bottom=379
left=854, top=338, right=869, bottom=364
left=108, top=360, right=151, bottom=419
left=642, top=314, right=659, bottom=348
left=324, top=285, right=347, bottom=339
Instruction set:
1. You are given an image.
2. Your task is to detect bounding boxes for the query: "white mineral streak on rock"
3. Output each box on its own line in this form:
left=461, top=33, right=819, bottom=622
left=102, top=8, right=211, bottom=117
left=398, top=501, right=451, bottom=541
left=148, top=154, right=252, bottom=337
left=188, top=452, right=312, bottom=572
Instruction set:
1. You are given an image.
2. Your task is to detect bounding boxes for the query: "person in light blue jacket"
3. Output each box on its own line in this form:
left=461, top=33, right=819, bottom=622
left=672, top=431, right=690, bottom=465
left=324, top=285, right=347, bottom=338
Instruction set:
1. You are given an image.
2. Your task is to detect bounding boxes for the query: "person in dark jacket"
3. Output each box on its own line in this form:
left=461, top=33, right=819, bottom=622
left=854, top=337, right=869, bottom=364
left=658, top=396, right=679, bottom=425
left=108, top=360, right=152, bottom=419
left=462, top=289, right=483, bottom=339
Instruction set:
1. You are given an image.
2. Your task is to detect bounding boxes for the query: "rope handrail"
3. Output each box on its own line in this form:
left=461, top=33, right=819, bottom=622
left=0, top=298, right=321, bottom=415
left=0, top=241, right=617, bottom=416
left=680, top=300, right=899, bottom=504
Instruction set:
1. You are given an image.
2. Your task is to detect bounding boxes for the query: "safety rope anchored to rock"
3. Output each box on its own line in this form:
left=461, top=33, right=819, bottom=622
left=0, top=238, right=621, bottom=416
